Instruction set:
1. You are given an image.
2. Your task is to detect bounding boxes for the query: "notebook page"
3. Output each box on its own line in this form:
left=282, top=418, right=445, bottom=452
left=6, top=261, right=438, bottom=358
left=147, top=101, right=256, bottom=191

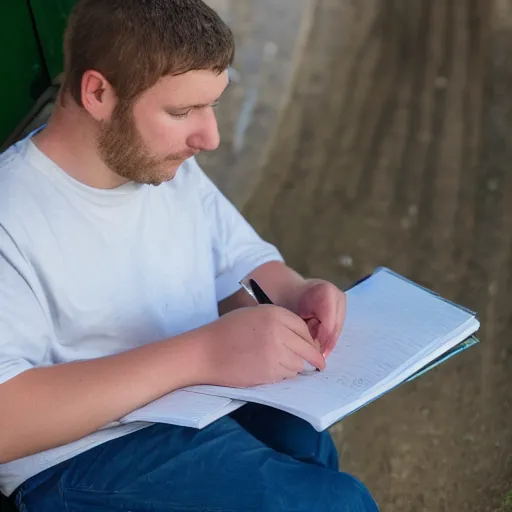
left=320, top=317, right=478, bottom=430
left=370, top=316, right=479, bottom=389
left=187, top=270, right=477, bottom=429
left=121, top=390, right=245, bottom=429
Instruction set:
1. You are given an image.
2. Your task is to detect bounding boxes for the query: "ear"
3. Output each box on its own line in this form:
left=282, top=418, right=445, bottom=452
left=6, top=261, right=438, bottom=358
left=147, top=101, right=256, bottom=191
left=81, top=70, right=117, bottom=121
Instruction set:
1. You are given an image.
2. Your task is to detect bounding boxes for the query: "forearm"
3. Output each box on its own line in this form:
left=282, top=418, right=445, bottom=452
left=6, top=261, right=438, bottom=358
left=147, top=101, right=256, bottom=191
left=0, top=329, right=209, bottom=464
left=218, top=261, right=308, bottom=315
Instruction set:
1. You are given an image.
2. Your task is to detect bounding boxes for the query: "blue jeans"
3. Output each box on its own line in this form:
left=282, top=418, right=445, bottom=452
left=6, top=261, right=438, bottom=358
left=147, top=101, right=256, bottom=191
left=14, top=404, right=378, bottom=511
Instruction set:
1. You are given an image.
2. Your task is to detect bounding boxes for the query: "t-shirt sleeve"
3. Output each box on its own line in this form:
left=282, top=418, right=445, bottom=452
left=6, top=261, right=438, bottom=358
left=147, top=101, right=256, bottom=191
left=191, top=158, right=284, bottom=302
left=0, top=224, right=52, bottom=384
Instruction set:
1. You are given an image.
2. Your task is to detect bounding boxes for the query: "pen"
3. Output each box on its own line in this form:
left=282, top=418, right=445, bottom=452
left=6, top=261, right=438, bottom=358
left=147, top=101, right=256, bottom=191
left=248, top=279, right=273, bottom=305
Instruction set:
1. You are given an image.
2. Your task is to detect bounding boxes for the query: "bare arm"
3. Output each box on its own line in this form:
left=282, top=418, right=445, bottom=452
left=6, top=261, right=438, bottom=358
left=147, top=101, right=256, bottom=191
left=0, top=328, right=210, bottom=464
left=218, top=261, right=306, bottom=315
left=0, top=266, right=328, bottom=465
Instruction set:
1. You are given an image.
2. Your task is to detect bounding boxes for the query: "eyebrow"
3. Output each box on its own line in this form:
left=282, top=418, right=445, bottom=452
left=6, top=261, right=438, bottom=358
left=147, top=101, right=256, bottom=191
left=168, top=80, right=232, bottom=111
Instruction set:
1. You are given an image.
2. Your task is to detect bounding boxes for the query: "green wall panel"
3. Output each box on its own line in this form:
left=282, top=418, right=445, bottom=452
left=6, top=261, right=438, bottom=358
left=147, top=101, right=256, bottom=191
left=0, top=1, right=49, bottom=145
left=29, top=0, right=76, bottom=80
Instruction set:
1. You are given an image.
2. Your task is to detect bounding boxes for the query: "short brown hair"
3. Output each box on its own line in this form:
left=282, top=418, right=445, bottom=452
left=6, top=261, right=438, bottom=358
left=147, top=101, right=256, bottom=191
left=62, top=0, right=235, bottom=106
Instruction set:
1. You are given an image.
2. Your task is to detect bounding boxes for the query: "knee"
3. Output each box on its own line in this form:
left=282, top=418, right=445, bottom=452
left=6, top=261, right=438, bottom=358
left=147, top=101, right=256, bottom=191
left=255, top=466, right=378, bottom=512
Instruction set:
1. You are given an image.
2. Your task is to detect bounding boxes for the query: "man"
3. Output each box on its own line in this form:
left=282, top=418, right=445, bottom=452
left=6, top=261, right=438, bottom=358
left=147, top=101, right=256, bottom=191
left=0, top=1, right=378, bottom=510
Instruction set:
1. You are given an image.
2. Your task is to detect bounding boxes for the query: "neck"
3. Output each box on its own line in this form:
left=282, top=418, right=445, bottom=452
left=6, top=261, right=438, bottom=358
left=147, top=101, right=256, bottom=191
left=32, top=98, right=129, bottom=189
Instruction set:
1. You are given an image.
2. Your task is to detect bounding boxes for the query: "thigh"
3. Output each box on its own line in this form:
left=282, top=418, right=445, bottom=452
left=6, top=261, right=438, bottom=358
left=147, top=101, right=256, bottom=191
left=231, top=403, right=339, bottom=470
left=18, top=420, right=378, bottom=512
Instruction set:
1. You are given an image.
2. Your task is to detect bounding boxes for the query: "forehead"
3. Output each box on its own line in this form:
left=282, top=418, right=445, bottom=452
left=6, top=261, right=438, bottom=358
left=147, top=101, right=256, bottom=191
left=139, top=69, right=230, bottom=107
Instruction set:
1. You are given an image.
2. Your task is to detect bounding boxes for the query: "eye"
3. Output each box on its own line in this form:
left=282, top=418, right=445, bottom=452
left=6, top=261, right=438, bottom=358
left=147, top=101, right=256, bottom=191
left=169, top=109, right=192, bottom=120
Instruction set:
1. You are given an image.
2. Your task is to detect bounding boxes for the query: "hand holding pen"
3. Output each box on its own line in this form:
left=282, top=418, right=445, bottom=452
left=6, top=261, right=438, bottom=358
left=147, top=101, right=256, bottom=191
left=240, top=278, right=323, bottom=373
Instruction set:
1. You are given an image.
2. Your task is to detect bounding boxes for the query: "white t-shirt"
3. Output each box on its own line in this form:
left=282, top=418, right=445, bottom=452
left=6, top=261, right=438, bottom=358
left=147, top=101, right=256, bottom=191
left=0, top=134, right=282, bottom=496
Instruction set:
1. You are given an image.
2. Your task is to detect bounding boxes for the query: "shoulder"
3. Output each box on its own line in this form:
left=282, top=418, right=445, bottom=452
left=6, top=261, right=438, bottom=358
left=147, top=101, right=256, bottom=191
left=0, top=140, right=43, bottom=232
left=0, top=142, right=32, bottom=205
left=0, top=141, right=28, bottom=186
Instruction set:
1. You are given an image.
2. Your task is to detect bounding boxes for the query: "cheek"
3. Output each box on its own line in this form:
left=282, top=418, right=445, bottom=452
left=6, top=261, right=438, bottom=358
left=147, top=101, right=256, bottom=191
left=135, top=111, right=187, bottom=155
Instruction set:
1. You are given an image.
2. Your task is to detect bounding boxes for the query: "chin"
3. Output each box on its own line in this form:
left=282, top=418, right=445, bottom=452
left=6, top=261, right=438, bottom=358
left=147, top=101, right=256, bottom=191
left=149, top=164, right=181, bottom=185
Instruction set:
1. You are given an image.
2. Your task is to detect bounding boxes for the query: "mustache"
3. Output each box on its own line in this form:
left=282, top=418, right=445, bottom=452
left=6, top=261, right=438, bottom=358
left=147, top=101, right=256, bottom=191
left=166, top=151, right=199, bottom=162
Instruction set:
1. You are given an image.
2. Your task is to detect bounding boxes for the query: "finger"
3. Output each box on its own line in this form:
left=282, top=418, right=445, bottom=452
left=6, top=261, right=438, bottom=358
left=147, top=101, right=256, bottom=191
left=279, top=308, right=319, bottom=348
left=330, top=295, right=345, bottom=352
left=289, top=321, right=322, bottom=353
left=319, top=320, right=339, bottom=358
left=315, top=309, right=337, bottom=357
left=279, top=357, right=304, bottom=375
left=278, top=362, right=301, bottom=380
left=284, top=337, right=326, bottom=371
left=321, top=295, right=345, bottom=358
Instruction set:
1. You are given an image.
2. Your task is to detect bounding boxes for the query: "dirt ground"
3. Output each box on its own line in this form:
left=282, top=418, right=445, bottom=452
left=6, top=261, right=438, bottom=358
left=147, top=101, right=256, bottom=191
left=242, top=1, right=512, bottom=510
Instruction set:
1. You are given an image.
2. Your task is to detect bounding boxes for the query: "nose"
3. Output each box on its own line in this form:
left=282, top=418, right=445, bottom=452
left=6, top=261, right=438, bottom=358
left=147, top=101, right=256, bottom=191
left=187, top=108, right=221, bottom=152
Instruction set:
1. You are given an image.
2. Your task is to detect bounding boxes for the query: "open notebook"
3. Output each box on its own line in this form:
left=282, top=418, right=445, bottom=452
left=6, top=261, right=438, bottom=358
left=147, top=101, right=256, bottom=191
left=185, top=267, right=480, bottom=431
left=120, top=268, right=479, bottom=431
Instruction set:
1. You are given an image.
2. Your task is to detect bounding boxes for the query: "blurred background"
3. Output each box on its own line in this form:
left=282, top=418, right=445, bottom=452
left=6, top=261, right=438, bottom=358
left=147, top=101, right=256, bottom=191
left=1, top=1, right=511, bottom=511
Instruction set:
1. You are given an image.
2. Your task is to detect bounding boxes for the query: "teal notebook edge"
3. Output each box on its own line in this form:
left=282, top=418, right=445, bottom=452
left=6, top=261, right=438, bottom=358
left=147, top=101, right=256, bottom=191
left=405, top=335, right=480, bottom=382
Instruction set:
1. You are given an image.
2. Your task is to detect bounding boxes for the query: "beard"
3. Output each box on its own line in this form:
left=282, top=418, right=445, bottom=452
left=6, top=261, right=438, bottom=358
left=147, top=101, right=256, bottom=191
left=97, top=101, right=188, bottom=186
